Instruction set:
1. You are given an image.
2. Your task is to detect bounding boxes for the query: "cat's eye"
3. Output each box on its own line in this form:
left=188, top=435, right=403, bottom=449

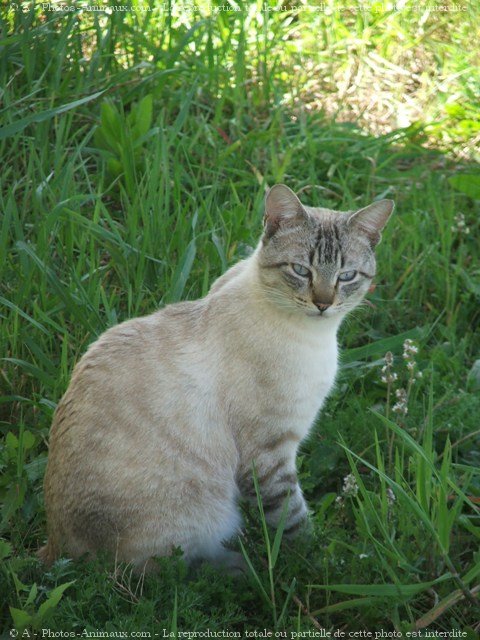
left=291, top=263, right=311, bottom=278
left=338, top=270, right=357, bottom=282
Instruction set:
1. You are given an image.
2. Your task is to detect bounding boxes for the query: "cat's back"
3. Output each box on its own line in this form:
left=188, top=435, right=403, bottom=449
left=49, top=300, right=208, bottom=443
left=81, top=298, right=205, bottom=371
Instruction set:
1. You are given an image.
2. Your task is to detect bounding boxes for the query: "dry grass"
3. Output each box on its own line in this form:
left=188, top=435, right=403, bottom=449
left=270, top=4, right=480, bottom=159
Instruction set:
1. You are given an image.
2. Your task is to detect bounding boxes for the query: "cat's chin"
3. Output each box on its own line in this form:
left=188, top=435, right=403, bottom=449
left=304, top=309, right=340, bottom=319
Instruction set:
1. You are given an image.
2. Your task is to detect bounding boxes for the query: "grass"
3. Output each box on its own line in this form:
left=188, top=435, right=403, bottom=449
left=1, top=0, right=480, bottom=634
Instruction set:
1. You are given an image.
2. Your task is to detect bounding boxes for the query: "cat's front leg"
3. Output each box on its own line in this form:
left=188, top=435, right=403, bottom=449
left=239, top=455, right=310, bottom=537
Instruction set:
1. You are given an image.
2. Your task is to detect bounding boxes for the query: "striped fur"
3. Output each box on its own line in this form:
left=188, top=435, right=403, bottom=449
left=40, top=184, right=393, bottom=573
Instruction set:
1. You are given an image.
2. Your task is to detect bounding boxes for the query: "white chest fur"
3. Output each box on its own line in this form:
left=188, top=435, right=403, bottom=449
left=252, top=320, right=338, bottom=434
left=210, top=283, right=340, bottom=443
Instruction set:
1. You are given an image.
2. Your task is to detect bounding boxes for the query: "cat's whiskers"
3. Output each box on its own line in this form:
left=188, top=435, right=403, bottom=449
left=253, top=283, right=298, bottom=312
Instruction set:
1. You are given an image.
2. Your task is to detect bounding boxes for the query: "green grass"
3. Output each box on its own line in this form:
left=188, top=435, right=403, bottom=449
left=1, top=0, right=480, bottom=635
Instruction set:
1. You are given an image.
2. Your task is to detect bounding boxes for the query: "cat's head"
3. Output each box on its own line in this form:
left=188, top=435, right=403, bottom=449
left=257, top=184, right=394, bottom=320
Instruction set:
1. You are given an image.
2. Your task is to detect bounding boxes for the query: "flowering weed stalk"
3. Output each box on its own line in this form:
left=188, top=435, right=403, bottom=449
left=381, top=351, right=397, bottom=421
left=381, top=339, right=423, bottom=469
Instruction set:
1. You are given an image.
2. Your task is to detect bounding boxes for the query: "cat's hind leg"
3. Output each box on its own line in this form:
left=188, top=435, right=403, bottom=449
left=204, top=548, right=247, bottom=576
left=116, top=478, right=244, bottom=574
left=183, top=499, right=245, bottom=574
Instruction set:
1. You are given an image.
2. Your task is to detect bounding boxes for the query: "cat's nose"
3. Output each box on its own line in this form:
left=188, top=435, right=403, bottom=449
left=315, top=302, right=331, bottom=313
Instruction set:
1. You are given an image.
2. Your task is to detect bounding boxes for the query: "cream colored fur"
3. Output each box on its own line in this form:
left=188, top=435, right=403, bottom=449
left=40, top=184, right=393, bottom=573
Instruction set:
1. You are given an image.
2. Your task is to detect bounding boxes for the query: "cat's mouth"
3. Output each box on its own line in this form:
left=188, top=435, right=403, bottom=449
left=305, top=308, right=335, bottom=318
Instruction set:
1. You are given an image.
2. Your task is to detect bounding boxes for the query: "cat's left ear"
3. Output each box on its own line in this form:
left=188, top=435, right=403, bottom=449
left=347, top=199, right=394, bottom=247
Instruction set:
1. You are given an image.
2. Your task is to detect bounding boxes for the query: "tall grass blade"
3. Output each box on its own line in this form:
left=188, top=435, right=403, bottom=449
left=0, top=90, right=106, bottom=140
left=309, top=574, right=452, bottom=597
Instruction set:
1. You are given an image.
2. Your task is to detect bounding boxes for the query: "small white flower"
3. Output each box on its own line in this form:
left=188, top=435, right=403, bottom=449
left=381, top=351, right=398, bottom=385
left=381, top=372, right=397, bottom=384
left=451, top=213, right=470, bottom=235
left=342, top=473, right=359, bottom=498
left=406, top=361, right=415, bottom=371
left=359, top=553, right=369, bottom=559
left=392, top=389, right=408, bottom=415
left=387, top=488, right=396, bottom=505
left=403, top=339, right=418, bottom=358
left=392, top=403, right=408, bottom=415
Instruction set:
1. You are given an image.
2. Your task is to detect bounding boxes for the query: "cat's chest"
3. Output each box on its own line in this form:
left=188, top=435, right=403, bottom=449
left=266, top=338, right=338, bottom=402
left=224, top=333, right=338, bottom=423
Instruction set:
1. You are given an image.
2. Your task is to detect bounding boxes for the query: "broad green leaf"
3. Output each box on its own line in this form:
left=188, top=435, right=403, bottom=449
left=21, top=430, right=36, bottom=451
left=6, top=431, right=18, bottom=450
left=107, top=157, right=123, bottom=176
left=25, top=583, right=38, bottom=607
left=445, top=103, right=466, bottom=118
left=342, top=327, right=426, bottom=364
left=132, top=94, right=153, bottom=139
left=11, top=569, right=29, bottom=593
left=9, top=607, right=32, bottom=631
left=93, top=126, right=112, bottom=152
left=1, top=479, right=27, bottom=525
left=0, top=539, right=12, bottom=560
left=99, top=101, right=123, bottom=152
left=448, top=174, right=480, bottom=199
left=36, top=581, right=75, bottom=623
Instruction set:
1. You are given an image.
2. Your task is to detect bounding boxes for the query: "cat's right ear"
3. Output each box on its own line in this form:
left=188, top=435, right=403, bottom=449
left=347, top=199, right=394, bottom=247
left=263, top=184, right=307, bottom=240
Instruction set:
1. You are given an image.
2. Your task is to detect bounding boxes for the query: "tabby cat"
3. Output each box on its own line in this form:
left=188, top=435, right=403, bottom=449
left=40, top=184, right=393, bottom=573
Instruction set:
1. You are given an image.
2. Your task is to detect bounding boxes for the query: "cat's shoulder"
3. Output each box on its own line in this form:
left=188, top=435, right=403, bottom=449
left=80, top=299, right=204, bottom=358
left=208, top=258, right=251, bottom=297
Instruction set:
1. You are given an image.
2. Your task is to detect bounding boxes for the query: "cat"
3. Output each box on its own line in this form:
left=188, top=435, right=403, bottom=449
left=39, top=184, right=393, bottom=574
